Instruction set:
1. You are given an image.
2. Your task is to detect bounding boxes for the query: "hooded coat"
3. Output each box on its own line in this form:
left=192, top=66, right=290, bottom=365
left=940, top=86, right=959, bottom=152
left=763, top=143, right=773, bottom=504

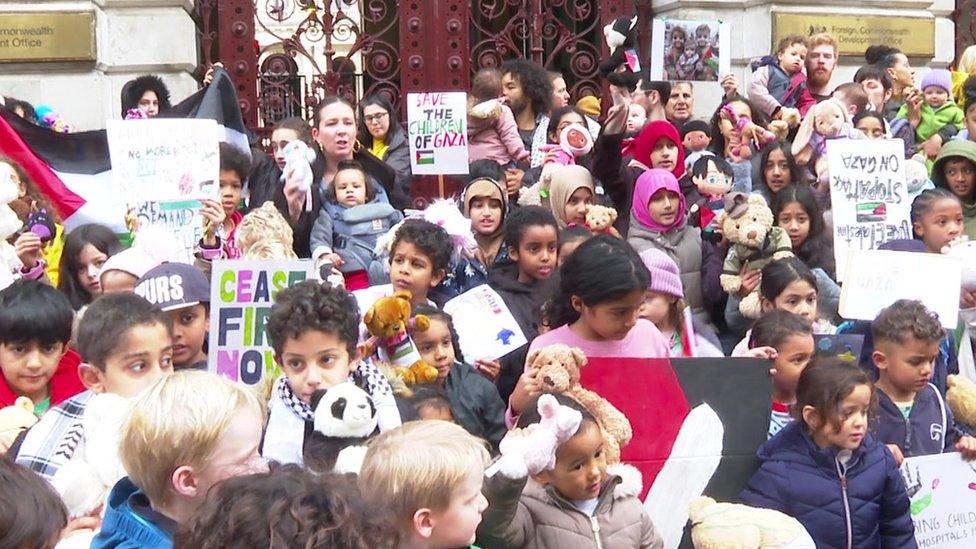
left=932, top=139, right=976, bottom=239
left=461, top=177, right=509, bottom=269
left=119, top=75, right=171, bottom=117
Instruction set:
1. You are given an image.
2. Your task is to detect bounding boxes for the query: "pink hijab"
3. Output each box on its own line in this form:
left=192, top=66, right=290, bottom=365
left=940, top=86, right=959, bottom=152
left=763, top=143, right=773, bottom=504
left=631, top=168, right=687, bottom=232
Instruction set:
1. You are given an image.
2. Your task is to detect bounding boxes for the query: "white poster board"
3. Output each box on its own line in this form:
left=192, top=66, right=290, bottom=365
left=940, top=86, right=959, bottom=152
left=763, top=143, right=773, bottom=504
left=839, top=250, right=961, bottom=329
left=444, top=285, right=527, bottom=361
left=827, top=139, right=912, bottom=280
left=650, top=19, right=730, bottom=82
left=901, top=453, right=976, bottom=548
left=406, top=92, right=469, bottom=175
left=208, top=259, right=315, bottom=386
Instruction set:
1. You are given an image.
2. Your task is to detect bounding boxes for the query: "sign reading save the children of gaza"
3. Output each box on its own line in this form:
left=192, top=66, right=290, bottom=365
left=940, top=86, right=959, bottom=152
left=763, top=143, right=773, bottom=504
left=827, top=138, right=911, bottom=280
left=406, top=92, right=469, bottom=175
left=208, top=259, right=315, bottom=386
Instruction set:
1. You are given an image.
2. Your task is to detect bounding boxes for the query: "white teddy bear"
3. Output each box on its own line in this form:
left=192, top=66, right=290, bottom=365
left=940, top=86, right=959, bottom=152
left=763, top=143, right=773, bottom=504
left=279, top=139, right=316, bottom=212
left=0, top=164, right=24, bottom=289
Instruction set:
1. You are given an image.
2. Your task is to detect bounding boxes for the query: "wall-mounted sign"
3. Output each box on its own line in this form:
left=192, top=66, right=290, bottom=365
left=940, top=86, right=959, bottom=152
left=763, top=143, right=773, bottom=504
left=772, top=12, right=934, bottom=58
left=0, top=12, right=96, bottom=62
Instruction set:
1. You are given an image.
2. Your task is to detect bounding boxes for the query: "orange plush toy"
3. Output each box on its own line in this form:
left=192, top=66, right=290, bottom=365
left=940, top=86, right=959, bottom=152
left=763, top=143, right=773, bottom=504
left=361, top=290, right=438, bottom=385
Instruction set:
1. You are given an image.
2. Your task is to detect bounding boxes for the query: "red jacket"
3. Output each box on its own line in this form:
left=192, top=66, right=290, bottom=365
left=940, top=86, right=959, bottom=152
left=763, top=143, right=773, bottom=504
left=0, top=348, right=85, bottom=410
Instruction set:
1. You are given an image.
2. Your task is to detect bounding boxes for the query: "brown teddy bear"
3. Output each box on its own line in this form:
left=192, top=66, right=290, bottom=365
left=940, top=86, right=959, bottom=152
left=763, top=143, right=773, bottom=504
left=947, top=374, right=976, bottom=430
left=584, top=204, right=622, bottom=238
left=718, top=193, right=794, bottom=318
left=361, top=290, right=438, bottom=385
left=526, top=344, right=633, bottom=463
left=0, top=396, right=37, bottom=453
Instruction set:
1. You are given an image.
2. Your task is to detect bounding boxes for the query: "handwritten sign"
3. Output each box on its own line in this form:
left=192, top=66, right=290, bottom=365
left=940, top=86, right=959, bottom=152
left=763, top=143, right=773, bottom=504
left=827, top=139, right=912, bottom=280
left=839, top=250, right=961, bottom=329
left=131, top=200, right=202, bottom=264
left=901, top=453, right=976, bottom=548
left=444, top=285, right=527, bottom=361
left=208, top=259, right=314, bottom=386
left=406, top=92, right=469, bottom=175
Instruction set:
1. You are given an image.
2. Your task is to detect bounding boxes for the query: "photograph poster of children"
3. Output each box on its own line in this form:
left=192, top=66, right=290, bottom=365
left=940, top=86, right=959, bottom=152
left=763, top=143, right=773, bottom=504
left=650, top=19, right=730, bottom=82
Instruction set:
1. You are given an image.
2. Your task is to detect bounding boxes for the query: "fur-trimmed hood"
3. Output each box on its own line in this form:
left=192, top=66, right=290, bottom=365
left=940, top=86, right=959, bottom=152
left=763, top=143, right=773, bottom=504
left=120, top=75, right=172, bottom=117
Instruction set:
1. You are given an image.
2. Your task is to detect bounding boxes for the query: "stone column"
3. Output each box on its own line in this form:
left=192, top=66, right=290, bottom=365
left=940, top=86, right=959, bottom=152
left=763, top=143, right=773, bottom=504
left=0, top=0, right=198, bottom=130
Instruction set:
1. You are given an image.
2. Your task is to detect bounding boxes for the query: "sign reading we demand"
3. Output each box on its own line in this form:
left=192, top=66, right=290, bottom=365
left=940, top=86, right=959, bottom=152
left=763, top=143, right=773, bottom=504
left=208, top=259, right=314, bottom=386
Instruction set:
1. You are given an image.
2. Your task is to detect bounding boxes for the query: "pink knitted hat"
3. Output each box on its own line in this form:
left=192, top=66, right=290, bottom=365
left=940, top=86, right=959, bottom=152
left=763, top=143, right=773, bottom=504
left=639, top=248, right=683, bottom=299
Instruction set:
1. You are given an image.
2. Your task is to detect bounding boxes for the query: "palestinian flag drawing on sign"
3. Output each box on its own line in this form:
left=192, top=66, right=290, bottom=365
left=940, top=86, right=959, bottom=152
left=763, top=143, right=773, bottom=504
left=0, top=67, right=249, bottom=233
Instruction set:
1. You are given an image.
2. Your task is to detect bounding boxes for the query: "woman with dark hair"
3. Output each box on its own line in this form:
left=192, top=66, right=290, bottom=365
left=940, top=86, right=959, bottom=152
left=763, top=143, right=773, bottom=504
left=57, top=224, right=122, bottom=310
left=120, top=75, right=172, bottom=118
left=357, top=95, right=412, bottom=189
left=277, top=97, right=406, bottom=257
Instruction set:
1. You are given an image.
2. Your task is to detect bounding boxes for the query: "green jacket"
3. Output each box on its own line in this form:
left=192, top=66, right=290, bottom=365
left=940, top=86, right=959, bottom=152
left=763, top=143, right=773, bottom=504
left=897, top=101, right=965, bottom=142
left=932, top=140, right=976, bottom=239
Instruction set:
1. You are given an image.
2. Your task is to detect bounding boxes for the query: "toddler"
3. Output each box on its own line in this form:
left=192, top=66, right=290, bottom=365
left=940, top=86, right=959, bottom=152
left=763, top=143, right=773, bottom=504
left=746, top=310, right=814, bottom=438
left=675, top=43, right=700, bottom=80
left=468, top=67, right=531, bottom=166
left=748, top=35, right=815, bottom=122
left=310, top=159, right=403, bottom=289
left=898, top=69, right=965, bottom=143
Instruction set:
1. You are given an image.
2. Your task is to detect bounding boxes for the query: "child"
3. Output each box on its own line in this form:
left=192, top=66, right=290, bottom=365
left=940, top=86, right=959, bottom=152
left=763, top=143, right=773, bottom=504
left=0, top=456, right=68, bottom=549
left=57, top=224, right=122, bottom=311
left=409, top=305, right=507, bottom=449
left=675, top=43, right=700, bottom=80
left=730, top=258, right=835, bottom=355
left=739, top=360, right=916, bottom=547
left=753, top=140, right=802, bottom=206
left=748, top=35, right=814, bottom=122
left=0, top=281, right=78, bottom=417
left=638, top=248, right=723, bottom=357
left=310, top=159, right=403, bottom=290
left=626, top=103, right=647, bottom=134
left=626, top=168, right=714, bottom=329
left=852, top=110, right=887, bottom=139
left=92, top=371, right=266, bottom=548
left=175, top=464, right=392, bottom=548
left=98, top=247, right=158, bottom=294
left=263, top=280, right=401, bottom=465
left=931, top=140, right=976, bottom=239
left=557, top=225, right=591, bottom=268
left=911, top=188, right=965, bottom=253
left=3, top=155, right=63, bottom=285
left=461, top=176, right=509, bottom=269
left=359, top=420, right=490, bottom=549
left=898, top=69, right=965, bottom=144
left=545, top=164, right=595, bottom=228
left=411, top=385, right=455, bottom=422
left=467, top=67, right=531, bottom=166
left=511, top=236, right=669, bottom=415
left=198, top=143, right=251, bottom=262
left=478, top=394, right=664, bottom=548
left=831, top=82, right=869, bottom=119
left=490, top=206, right=559, bottom=402
left=771, top=185, right=836, bottom=279
left=134, top=263, right=211, bottom=371
left=388, top=219, right=453, bottom=307
left=15, top=293, right=174, bottom=480
left=680, top=119, right=711, bottom=172
left=746, top=310, right=814, bottom=438
left=869, top=299, right=976, bottom=461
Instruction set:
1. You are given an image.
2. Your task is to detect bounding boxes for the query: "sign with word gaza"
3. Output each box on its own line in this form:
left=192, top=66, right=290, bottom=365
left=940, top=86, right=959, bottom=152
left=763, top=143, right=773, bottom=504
left=839, top=250, right=961, bottom=329
left=827, top=139, right=911, bottom=280
left=901, top=453, right=976, bottom=548
left=406, top=92, right=469, bottom=175
left=209, top=259, right=314, bottom=386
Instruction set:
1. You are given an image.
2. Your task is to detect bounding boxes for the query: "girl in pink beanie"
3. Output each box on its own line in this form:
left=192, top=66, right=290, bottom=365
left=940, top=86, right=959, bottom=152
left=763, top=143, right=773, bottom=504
left=638, top=248, right=723, bottom=357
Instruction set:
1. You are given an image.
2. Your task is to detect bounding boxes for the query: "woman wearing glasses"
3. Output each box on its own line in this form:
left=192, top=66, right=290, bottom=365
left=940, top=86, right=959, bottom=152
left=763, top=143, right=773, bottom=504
left=358, top=95, right=412, bottom=193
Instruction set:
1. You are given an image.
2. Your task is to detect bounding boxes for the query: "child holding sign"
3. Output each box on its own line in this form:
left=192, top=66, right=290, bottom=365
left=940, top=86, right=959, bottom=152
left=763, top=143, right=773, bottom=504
left=197, top=143, right=251, bottom=263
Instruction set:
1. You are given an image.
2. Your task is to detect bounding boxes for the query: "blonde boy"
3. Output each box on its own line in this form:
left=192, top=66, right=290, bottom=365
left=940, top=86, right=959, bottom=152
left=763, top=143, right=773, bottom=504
left=91, top=371, right=266, bottom=548
left=360, top=420, right=489, bottom=549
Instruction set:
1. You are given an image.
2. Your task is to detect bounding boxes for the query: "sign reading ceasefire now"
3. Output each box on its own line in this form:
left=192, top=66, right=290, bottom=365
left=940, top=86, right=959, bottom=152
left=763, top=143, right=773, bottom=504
left=0, top=12, right=95, bottom=62
left=773, top=12, right=934, bottom=58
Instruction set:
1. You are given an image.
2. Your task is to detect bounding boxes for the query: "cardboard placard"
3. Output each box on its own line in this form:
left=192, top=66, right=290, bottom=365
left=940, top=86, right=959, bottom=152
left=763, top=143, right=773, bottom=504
left=406, top=92, right=469, bottom=175
left=208, top=259, right=314, bottom=386
left=839, top=250, right=961, bottom=329
left=827, top=139, right=912, bottom=280
left=650, top=19, right=730, bottom=82
left=901, top=453, right=976, bottom=548
left=443, top=285, right=528, bottom=361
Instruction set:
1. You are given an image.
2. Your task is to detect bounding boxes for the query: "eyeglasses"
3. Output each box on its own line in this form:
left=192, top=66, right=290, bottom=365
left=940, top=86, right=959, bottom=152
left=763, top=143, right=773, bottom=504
left=364, top=112, right=389, bottom=124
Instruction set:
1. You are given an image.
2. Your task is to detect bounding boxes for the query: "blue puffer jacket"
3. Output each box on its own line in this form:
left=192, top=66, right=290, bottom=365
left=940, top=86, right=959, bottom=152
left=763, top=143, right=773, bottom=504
left=740, top=421, right=917, bottom=549
left=91, top=477, right=174, bottom=548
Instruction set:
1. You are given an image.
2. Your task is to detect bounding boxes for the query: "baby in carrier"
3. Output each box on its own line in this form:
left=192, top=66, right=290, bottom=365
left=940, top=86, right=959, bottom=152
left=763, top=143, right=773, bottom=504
left=310, top=160, right=403, bottom=289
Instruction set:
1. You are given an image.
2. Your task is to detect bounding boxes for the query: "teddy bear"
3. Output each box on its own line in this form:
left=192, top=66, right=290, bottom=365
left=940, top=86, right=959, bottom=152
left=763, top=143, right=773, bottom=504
left=584, top=204, right=621, bottom=238
left=0, top=396, right=37, bottom=454
left=279, top=139, right=317, bottom=212
left=719, top=193, right=794, bottom=318
left=526, top=344, right=633, bottom=464
left=51, top=393, right=131, bottom=518
left=304, top=381, right=379, bottom=474
left=487, top=393, right=583, bottom=479
left=0, top=163, right=24, bottom=288
left=946, top=375, right=976, bottom=429
left=688, top=496, right=816, bottom=548
left=361, top=290, right=438, bottom=384
left=791, top=98, right=859, bottom=169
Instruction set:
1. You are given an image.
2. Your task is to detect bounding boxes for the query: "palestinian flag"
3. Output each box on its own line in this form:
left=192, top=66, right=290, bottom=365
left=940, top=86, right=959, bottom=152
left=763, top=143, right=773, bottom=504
left=0, top=67, right=249, bottom=232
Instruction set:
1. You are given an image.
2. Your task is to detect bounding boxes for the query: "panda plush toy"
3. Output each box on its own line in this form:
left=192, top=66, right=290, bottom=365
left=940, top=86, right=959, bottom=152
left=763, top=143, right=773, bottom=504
left=303, top=381, right=379, bottom=474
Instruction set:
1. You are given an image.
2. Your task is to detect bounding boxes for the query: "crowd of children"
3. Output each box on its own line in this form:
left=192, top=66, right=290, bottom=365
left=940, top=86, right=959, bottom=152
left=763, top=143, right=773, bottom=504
left=5, top=32, right=976, bottom=549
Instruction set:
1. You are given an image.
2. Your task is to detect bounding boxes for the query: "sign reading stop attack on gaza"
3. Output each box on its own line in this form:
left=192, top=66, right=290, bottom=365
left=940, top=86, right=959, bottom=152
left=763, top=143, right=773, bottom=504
left=406, top=92, right=469, bottom=175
